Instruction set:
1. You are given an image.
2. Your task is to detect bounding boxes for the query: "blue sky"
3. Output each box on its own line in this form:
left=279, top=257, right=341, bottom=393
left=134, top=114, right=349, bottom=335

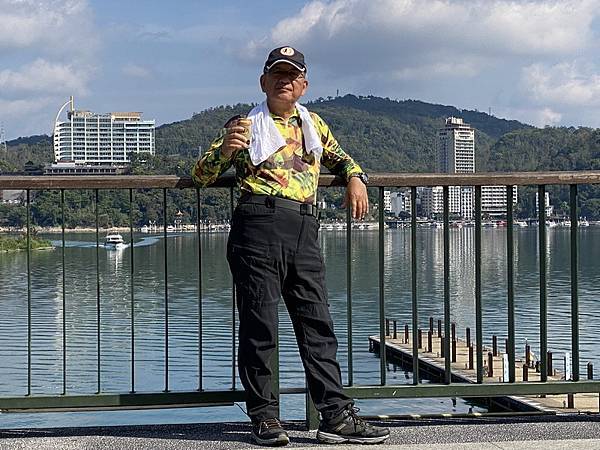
left=2, top=0, right=600, bottom=140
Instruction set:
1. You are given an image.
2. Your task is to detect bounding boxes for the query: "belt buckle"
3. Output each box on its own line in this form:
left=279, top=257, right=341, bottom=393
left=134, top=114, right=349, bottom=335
left=300, top=203, right=309, bottom=216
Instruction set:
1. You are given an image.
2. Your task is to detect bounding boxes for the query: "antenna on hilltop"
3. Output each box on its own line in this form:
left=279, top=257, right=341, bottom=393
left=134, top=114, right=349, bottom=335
left=0, top=123, right=7, bottom=154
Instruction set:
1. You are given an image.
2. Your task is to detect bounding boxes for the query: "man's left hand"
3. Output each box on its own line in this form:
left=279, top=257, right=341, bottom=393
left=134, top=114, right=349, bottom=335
left=342, top=177, right=369, bottom=220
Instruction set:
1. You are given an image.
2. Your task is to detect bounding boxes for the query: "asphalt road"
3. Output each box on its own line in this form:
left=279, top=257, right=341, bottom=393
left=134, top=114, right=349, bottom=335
left=3, top=415, right=600, bottom=449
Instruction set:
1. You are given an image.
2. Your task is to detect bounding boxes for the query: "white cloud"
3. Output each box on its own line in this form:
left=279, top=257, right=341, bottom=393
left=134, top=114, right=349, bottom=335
left=0, top=59, right=89, bottom=95
left=122, top=63, right=152, bottom=78
left=0, top=0, right=99, bottom=138
left=521, top=62, right=600, bottom=107
left=0, top=0, right=97, bottom=55
left=254, top=0, right=598, bottom=77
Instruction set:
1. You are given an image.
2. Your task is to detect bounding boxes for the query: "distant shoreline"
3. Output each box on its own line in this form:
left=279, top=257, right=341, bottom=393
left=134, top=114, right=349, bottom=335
left=0, top=227, right=131, bottom=234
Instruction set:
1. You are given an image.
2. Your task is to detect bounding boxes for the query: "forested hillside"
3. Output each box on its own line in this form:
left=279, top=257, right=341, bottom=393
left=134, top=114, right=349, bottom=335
left=2, top=95, right=600, bottom=225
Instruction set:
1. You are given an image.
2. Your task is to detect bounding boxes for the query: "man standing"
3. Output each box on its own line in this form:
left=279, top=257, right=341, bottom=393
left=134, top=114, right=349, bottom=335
left=192, top=46, right=389, bottom=446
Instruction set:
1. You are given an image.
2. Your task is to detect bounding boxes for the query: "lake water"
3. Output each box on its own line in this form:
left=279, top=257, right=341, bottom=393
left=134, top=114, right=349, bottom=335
left=1, top=226, right=599, bottom=428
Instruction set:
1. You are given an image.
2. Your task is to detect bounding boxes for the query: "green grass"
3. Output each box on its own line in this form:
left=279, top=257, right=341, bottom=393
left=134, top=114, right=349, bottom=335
left=0, top=235, right=53, bottom=252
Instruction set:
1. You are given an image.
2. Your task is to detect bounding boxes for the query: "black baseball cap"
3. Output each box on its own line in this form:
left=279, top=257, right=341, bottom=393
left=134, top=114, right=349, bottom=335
left=263, top=46, right=306, bottom=73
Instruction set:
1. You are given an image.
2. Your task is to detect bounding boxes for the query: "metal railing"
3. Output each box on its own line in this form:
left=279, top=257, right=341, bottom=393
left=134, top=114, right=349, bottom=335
left=1, top=171, right=600, bottom=429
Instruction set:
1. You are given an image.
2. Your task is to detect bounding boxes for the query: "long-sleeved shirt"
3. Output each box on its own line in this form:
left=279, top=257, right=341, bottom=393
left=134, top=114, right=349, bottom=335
left=191, top=108, right=363, bottom=204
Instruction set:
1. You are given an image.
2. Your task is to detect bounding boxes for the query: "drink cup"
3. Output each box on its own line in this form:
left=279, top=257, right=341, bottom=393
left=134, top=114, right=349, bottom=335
left=238, top=118, right=252, bottom=144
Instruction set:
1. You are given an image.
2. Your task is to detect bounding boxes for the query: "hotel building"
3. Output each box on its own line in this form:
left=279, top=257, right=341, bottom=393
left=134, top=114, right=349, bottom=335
left=422, top=117, right=516, bottom=219
left=53, top=96, right=155, bottom=165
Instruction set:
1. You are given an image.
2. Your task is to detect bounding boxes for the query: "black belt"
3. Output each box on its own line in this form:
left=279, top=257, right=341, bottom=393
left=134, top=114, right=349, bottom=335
left=239, top=194, right=318, bottom=218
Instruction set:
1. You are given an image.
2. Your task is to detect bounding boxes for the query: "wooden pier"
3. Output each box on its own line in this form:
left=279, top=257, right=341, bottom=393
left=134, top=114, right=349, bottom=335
left=369, top=321, right=600, bottom=414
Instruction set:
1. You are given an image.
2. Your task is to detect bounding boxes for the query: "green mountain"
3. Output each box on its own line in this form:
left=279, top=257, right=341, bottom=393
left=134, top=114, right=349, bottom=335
left=154, top=94, right=532, bottom=173
left=2, top=95, right=600, bottom=223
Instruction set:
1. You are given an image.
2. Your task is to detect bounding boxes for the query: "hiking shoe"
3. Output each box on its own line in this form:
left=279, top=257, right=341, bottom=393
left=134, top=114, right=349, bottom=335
left=317, top=406, right=390, bottom=444
left=251, top=417, right=289, bottom=446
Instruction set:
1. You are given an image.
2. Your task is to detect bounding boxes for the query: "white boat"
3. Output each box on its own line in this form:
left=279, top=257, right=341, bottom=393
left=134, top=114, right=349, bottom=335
left=140, top=225, right=150, bottom=233
left=579, top=218, right=590, bottom=227
left=166, top=225, right=176, bottom=233
left=514, top=220, right=528, bottom=228
left=104, top=233, right=126, bottom=250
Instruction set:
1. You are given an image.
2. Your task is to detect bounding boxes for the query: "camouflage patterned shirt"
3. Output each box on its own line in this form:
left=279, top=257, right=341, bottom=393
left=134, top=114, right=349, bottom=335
left=191, top=108, right=363, bottom=204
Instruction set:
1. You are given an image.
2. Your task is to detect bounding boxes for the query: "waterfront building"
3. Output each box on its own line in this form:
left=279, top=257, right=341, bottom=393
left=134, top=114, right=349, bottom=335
left=383, top=190, right=392, bottom=213
left=423, top=117, right=516, bottom=219
left=535, top=191, right=554, bottom=217
left=431, top=117, right=475, bottom=219
left=53, top=96, right=155, bottom=164
left=389, top=190, right=411, bottom=216
left=482, top=185, right=518, bottom=217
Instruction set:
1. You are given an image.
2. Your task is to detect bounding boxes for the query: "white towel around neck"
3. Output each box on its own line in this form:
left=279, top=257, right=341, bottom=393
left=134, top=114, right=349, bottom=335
left=245, top=101, right=323, bottom=166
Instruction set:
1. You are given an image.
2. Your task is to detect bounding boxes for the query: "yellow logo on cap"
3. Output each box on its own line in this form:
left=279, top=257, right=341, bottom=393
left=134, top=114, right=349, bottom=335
left=280, top=47, right=295, bottom=56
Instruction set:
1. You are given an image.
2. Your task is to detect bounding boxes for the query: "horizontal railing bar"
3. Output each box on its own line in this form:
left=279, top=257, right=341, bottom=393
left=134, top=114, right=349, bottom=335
left=0, top=388, right=310, bottom=412
left=2, top=380, right=600, bottom=412
left=0, top=391, right=243, bottom=411
left=346, top=381, right=600, bottom=398
left=2, top=171, right=600, bottom=189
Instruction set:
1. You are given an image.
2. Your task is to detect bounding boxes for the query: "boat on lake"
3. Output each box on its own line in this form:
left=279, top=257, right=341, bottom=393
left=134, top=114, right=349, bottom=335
left=104, top=233, right=126, bottom=250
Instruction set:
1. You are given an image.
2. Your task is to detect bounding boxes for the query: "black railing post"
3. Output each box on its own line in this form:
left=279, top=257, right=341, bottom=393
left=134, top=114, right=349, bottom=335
left=129, top=189, right=136, bottom=393
left=507, top=185, right=516, bottom=383
left=411, top=186, right=419, bottom=385
left=538, top=185, right=548, bottom=382
left=475, top=186, right=483, bottom=383
left=570, top=185, right=580, bottom=382
left=346, top=204, right=353, bottom=386
left=443, top=186, right=451, bottom=384
left=378, top=187, right=386, bottom=385
left=196, top=188, right=203, bottom=392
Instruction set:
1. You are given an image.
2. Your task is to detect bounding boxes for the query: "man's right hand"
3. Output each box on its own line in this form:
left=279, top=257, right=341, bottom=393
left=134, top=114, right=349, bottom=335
left=221, top=122, right=250, bottom=158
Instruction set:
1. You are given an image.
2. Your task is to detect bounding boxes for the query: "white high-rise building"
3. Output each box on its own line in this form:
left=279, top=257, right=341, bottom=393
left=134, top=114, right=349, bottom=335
left=383, top=190, right=392, bottom=213
left=53, top=96, right=155, bottom=164
left=423, top=117, right=516, bottom=219
left=389, top=190, right=412, bottom=216
left=428, top=117, right=475, bottom=219
left=535, top=191, right=553, bottom=217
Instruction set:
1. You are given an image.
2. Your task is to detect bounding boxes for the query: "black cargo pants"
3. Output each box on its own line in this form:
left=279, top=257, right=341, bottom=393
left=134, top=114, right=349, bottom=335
left=226, top=200, right=353, bottom=422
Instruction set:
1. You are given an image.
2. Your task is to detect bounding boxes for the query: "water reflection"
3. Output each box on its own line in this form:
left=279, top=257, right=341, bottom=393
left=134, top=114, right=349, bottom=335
left=0, top=227, right=598, bottom=428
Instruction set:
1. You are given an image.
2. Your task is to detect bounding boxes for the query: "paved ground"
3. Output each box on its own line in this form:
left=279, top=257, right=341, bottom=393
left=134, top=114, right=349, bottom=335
left=3, top=415, right=600, bottom=449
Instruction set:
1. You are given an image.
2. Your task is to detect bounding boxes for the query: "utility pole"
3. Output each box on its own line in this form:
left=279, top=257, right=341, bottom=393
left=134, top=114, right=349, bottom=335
left=0, top=123, right=7, bottom=154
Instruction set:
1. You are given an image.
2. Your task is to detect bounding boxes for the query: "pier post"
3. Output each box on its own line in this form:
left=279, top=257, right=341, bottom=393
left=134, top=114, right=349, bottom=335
left=404, top=324, right=409, bottom=344
left=525, top=342, right=531, bottom=367
left=440, top=337, right=445, bottom=358
left=588, top=362, right=594, bottom=380
left=523, top=364, right=528, bottom=381
left=429, top=317, right=434, bottom=333
left=451, top=322, right=456, bottom=343
left=492, top=335, right=498, bottom=357
left=487, top=352, right=494, bottom=377
left=427, top=330, right=432, bottom=353
left=466, top=327, right=471, bottom=348
left=468, top=344, right=474, bottom=370
left=386, top=318, right=390, bottom=337
left=437, top=319, right=442, bottom=338
left=451, top=339, right=457, bottom=363
left=565, top=353, right=574, bottom=407
left=393, top=320, right=397, bottom=339
left=547, top=351, right=553, bottom=376
left=418, top=329, right=423, bottom=349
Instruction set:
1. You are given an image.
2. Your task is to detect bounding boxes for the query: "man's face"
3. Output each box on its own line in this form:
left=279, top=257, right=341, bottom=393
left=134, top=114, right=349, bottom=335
left=260, top=63, right=308, bottom=105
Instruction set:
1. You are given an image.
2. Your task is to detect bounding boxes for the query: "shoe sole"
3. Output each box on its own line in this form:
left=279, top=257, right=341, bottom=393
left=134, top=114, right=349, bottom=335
left=252, top=433, right=290, bottom=447
left=316, top=430, right=389, bottom=445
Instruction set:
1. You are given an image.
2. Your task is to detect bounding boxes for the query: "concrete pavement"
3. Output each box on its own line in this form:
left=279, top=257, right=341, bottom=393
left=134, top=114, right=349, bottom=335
left=3, top=414, right=600, bottom=449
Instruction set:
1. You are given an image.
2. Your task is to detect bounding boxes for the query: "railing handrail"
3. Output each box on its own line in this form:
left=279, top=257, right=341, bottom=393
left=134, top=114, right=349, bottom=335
left=2, top=170, right=600, bottom=189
